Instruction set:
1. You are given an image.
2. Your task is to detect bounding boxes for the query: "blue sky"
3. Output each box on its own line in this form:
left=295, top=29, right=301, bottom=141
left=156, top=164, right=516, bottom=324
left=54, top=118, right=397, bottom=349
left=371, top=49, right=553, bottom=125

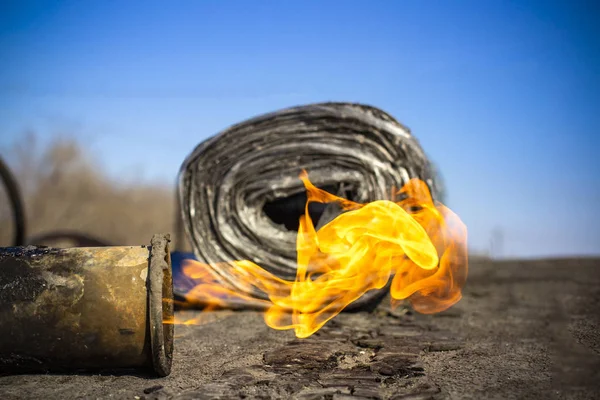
left=1, top=0, right=599, bottom=258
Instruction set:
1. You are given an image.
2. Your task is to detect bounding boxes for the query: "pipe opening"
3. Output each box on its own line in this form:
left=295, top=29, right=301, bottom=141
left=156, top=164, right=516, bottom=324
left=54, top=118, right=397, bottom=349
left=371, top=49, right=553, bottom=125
left=148, top=233, right=174, bottom=377
left=161, top=251, right=174, bottom=368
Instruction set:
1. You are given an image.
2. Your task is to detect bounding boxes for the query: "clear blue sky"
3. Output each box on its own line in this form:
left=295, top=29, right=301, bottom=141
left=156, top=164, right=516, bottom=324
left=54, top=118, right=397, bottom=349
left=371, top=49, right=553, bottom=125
left=1, top=0, right=599, bottom=258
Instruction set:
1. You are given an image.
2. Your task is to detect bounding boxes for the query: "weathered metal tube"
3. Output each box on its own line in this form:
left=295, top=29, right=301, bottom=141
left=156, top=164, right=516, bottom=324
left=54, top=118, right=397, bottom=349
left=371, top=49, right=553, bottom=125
left=0, top=234, right=174, bottom=376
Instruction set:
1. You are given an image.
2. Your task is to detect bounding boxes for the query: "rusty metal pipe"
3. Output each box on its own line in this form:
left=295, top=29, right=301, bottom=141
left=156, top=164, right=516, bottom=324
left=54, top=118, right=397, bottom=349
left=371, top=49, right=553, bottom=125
left=0, top=234, right=174, bottom=376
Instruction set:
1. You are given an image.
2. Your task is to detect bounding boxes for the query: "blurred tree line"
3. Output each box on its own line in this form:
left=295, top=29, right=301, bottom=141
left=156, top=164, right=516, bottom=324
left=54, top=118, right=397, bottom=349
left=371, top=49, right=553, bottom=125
left=0, top=134, right=175, bottom=247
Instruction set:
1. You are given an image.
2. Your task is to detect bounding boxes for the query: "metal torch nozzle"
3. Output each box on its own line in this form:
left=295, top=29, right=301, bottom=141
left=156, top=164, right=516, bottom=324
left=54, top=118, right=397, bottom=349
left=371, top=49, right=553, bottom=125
left=0, top=233, right=174, bottom=377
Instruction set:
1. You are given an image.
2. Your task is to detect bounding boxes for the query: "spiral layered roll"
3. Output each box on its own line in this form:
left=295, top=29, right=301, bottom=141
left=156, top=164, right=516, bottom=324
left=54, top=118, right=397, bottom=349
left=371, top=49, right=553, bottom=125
left=177, top=102, right=442, bottom=309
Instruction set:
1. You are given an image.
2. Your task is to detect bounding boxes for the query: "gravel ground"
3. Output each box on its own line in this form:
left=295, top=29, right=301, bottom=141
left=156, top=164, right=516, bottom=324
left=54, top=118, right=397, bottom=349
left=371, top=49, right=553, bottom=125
left=1, top=257, right=599, bottom=399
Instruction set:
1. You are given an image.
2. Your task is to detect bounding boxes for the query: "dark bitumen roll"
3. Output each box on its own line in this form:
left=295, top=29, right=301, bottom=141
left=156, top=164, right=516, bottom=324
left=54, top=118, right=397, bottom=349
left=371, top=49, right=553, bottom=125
left=176, top=102, right=443, bottom=310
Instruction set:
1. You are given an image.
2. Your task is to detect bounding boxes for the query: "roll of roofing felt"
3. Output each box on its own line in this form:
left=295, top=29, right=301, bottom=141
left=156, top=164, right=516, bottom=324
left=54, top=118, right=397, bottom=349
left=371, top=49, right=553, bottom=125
left=176, top=102, right=443, bottom=310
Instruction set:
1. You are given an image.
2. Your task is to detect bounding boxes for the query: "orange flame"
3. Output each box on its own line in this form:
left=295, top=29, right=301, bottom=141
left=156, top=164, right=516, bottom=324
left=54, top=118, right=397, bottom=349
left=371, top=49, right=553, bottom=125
left=178, top=171, right=468, bottom=338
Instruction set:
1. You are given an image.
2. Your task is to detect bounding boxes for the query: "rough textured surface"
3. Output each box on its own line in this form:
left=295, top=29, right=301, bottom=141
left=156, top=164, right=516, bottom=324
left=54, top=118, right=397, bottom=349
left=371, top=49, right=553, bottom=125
left=0, top=245, right=154, bottom=373
left=1, top=257, right=599, bottom=399
left=176, top=102, right=442, bottom=309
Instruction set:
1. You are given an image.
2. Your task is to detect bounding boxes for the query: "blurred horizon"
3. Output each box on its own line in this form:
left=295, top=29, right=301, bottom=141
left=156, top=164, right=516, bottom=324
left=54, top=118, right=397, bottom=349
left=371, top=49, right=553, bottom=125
left=1, top=0, right=599, bottom=258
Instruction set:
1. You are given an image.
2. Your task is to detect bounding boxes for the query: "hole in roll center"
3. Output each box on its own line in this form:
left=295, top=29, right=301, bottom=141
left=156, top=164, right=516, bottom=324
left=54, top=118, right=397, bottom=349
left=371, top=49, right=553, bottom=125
left=262, top=183, right=356, bottom=231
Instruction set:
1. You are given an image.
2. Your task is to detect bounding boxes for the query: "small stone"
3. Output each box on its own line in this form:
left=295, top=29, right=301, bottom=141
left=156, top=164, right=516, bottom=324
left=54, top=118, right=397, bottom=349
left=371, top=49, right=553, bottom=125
left=143, top=385, right=164, bottom=394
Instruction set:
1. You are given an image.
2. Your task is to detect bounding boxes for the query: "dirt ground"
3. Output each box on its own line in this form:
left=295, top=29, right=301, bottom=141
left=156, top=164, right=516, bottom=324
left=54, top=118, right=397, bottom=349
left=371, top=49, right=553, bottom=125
left=1, top=257, right=599, bottom=400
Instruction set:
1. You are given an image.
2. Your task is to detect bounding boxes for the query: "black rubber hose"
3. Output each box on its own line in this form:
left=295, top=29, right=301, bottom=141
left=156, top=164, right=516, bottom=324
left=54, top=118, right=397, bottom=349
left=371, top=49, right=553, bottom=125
left=25, top=230, right=112, bottom=247
left=177, top=102, right=443, bottom=310
left=0, top=156, right=26, bottom=247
